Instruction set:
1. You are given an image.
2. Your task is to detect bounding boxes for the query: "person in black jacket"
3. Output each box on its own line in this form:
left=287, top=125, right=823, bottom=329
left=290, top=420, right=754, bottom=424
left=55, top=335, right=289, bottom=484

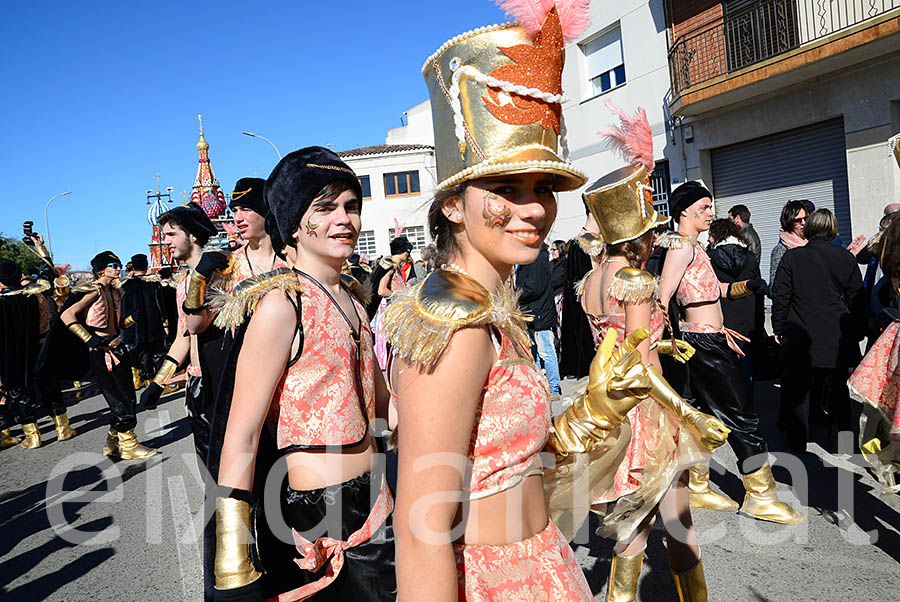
left=771, top=208, right=865, bottom=452
left=515, top=245, right=561, bottom=396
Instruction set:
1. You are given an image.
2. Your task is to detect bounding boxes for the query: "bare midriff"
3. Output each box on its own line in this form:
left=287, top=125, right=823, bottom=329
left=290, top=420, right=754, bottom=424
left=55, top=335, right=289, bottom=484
left=285, top=436, right=377, bottom=491
left=454, top=473, right=549, bottom=546
left=682, top=299, right=724, bottom=330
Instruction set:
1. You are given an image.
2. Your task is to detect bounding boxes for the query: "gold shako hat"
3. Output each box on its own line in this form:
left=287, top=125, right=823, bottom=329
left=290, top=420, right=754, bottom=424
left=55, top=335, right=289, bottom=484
left=422, top=4, right=589, bottom=192
left=582, top=104, right=668, bottom=245
left=891, top=134, right=900, bottom=170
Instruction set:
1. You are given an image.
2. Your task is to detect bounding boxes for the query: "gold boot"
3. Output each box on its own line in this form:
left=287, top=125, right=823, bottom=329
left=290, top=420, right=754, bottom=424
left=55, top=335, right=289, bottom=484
left=672, top=558, right=710, bottom=602
left=20, top=423, right=42, bottom=449
left=741, top=463, right=806, bottom=524
left=102, top=428, right=119, bottom=456
left=52, top=413, right=77, bottom=441
left=117, top=430, right=157, bottom=460
left=606, top=551, right=643, bottom=602
left=1, top=428, right=22, bottom=448
left=689, top=463, right=739, bottom=512
left=131, top=367, right=143, bottom=391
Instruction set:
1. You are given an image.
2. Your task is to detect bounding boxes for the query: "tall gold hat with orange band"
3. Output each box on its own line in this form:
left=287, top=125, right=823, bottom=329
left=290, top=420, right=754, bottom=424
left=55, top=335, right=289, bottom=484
left=422, top=1, right=591, bottom=192
left=582, top=103, right=668, bottom=245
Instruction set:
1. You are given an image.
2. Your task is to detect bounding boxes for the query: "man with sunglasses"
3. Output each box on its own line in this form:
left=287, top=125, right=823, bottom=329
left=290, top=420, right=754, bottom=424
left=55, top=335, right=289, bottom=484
left=60, top=251, right=156, bottom=459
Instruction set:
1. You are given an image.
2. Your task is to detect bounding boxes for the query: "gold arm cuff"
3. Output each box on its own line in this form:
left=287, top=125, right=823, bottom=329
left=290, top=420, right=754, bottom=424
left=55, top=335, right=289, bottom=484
left=122, top=315, right=135, bottom=329
left=152, top=358, right=179, bottom=386
left=184, top=271, right=208, bottom=311
left=34, top=243, right=52, bottom=261
left=67, top=322, right=93, bottom=344
left=214, top=497, right=262, bottom=590
left=729, top=280, right=751, bottom=299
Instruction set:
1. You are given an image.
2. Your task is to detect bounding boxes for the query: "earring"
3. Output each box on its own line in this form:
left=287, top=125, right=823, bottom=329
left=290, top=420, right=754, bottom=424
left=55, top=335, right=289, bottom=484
left=455, top=213, right=463, bottom=220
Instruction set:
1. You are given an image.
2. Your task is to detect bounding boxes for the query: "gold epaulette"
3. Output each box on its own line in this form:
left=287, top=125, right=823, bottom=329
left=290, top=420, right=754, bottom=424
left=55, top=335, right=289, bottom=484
left=140, top=274, right=161, bottom=283
left=22, top=280, right=51, bottom=296
left=378, top=257, right=396, bottom=270
left=574, top=268, right=596, bottom=301
left=609, top=267, right=657, bottom=303
left=575, top=232, right=604, bottom=257
left=382, top=268, right=531, bottom=369
left=656, top=231, right=689, bottom=249
left=340, top=271, right=371, bottom=306
left=212, top=267, right=301, bottom=329
left=72, top=282, right=100, bottom=294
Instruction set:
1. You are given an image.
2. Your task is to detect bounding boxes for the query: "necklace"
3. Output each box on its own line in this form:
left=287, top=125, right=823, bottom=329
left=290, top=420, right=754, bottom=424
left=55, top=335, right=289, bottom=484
left=603, top=256, right=631, bottom=268
left=245, top=246, right=277, bottom=276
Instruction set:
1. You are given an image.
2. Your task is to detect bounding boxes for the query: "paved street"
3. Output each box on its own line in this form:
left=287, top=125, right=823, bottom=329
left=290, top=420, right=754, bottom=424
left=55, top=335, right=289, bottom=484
left=1, top=379, right=899, bottom=601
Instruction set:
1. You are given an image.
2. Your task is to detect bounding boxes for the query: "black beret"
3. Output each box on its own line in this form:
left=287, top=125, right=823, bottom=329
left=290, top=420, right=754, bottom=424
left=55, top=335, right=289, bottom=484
left=229, top=177, right=267, bottom=215
left=0, top=259, right=22, bottom=288
left=91, top=251, right=122, bottom=274
left=159, top=202, right=218, bottom=246
left=390, top=236, right=413, bottom=255
left=265, top=146, right=362, bottom=245
left=669, top=181, right=713, bottom=220
left=130, top=254, right=149, bottom=271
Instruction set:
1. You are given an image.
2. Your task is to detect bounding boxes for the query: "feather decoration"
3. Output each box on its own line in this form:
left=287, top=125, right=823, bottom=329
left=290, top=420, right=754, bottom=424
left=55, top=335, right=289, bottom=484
left=392, top=218, right=404, bottom=239
left=599, top=100, right=655, bottom=173
left=210, top=267, right=300, bottom=329
left=496, top=0, right=591, bottom=42
left=573, top=268, right=595, bottom=301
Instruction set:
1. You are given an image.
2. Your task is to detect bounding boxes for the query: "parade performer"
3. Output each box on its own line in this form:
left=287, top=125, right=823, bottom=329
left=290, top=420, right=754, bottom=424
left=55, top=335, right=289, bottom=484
left=59, top=251, right=156, bottom=459
left=658, top=182, right=805, bottom=524
left=0, top=259, right=74, bottom=448
left=119, top=253, right=167, bottom=389
left=383, top=3, right=666, bottom=599
left=579, top=105, right=729, bottom=600
left=229, top=177, right=290, bottom=280
left=140, top=203, right=228, bottom=456
left=848, top=134, right=900, bottom=493
left=212, top=147, right=396, bottom=601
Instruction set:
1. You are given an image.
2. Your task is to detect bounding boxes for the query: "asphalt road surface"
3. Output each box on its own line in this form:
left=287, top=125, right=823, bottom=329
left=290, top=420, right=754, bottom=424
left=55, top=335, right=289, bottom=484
left=1, top=378, right=898, bottom=601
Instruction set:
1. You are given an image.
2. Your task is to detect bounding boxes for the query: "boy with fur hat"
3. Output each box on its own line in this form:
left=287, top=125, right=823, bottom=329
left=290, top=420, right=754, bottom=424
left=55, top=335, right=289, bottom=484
left=119, top=253, right=167, bottom=389
left=229, top=177, right=289, bottom=280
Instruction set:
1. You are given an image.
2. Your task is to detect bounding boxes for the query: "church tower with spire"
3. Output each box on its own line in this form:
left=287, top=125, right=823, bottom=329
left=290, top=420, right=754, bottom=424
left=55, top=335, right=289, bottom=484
left=189, top=114, right=233, bottom=248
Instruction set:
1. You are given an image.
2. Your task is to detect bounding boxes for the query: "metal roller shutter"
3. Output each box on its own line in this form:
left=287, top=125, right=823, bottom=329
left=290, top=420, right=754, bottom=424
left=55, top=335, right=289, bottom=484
left=710, top=117, right=850, bottom=285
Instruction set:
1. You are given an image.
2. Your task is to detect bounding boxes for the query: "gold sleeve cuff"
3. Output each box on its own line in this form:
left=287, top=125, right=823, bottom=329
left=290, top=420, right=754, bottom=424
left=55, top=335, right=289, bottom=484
left=214, top=496, right=262, bottom=590
left=152, top=358, right=179, bottom=386
left=184, top=271, right=208, bottom=311
left=34, top=242, right=52, bottom=261
left=122, top=315, right=135, bottom=329
left=728, top=280, right=751, bottom=299
left=66, top=322, right=93, bottom=344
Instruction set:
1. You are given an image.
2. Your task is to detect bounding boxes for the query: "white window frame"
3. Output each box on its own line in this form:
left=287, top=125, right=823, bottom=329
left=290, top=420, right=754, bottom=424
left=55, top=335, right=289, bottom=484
left=389, top=225, right=427, bottom=250
left=355, top=229, right=377, bottom=257
left=580, top=23, right=626, bottom=99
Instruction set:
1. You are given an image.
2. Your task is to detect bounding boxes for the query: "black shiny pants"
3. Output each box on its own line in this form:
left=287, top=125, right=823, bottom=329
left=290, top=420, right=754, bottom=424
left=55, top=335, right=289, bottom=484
left=683, top=332, right=768, bottom=473
left=88, top=349, right=137, bottom=432
left=280, top=471, right=396, bottom=601
left=186, top=375, right=213, bottom=465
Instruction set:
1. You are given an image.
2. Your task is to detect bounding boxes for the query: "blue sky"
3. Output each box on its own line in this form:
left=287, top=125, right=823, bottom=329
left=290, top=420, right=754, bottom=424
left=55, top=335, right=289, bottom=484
left=0, top=0, right=508, bottom=269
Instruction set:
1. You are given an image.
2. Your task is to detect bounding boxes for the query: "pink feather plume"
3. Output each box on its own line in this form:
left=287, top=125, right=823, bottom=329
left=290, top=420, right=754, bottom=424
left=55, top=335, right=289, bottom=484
left=495, top=0, right=591, bottom=42
left=55, top=264, right=71, bottom=276
left=598, top=100, right=655, bottom=173
left=392, top=218, right=404, bottom=238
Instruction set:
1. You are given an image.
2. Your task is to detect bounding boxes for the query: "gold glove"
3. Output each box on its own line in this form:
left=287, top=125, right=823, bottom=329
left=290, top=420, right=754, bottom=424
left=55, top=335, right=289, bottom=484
left=122, top=315, right=135, bottom=329
left=66, top=322, right=93, bottom=345
left=152, top=356, right=179, bottom=386
left=183, top=271, right=208, bottom=312
left=550, top=327, right=652, bottom=456
left=214, top=494, right=263, bottom=590
left=645, top=364, right=730, bottom=452
left=656, top=338, right=695, bottom=363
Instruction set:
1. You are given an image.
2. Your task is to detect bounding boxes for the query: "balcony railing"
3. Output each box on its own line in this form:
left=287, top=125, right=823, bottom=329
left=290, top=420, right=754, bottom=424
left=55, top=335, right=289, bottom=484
left=669, top=0, right=900, bottom=98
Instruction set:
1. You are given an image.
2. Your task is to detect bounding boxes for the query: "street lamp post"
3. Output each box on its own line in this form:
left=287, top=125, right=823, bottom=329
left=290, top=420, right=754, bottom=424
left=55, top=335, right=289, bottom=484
left=242, top=131, right=282, bottom=159
left=43, top=191, right=72, bottom=257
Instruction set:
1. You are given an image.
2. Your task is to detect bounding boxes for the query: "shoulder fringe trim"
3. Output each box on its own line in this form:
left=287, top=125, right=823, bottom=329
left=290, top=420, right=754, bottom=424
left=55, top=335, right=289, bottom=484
left=656, top=232, right=688, bottom=249
left=382, top=278, right=531, bottom=369
left=576, top=232, right=604, bottom=257
left=609, top=268, right=658, bottom=303
left=72, top=282, right=100, bottom=294
left=574, top=268, right=596, bottom=301
left=341, top=272, right=371, bottom=306
left=212, top=267, right=300, bottom=329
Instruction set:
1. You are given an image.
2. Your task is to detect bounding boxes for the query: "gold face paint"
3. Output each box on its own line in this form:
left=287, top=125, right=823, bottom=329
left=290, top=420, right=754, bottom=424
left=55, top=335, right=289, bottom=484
left=305, top=220, right=321, bottom=237
left=693, top=208, right=705, bottom=220
left=482, top=190, right=512, bottom=229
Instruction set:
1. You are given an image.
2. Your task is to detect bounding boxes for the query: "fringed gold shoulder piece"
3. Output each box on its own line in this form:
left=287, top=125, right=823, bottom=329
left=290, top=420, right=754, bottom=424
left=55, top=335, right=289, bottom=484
left=23, top=280, right=51, bottom=296
left=609, top=267, right=657, bottom=303
left=378, top=257, right=396, bottom=270
left=72, top=282, right=100, bottom=294
left=212, top=267, right=300, bottom=329
left=140, top=274, right=161, bottom=283
left=340, top=271, right=371, bottom=306
left=574, top=268, right=596, bottom=301
left=656, top=231, right=688, bottom=249
left=382, top=268, right=531, bottom=369
left=575, top=232, right=604, bottom=257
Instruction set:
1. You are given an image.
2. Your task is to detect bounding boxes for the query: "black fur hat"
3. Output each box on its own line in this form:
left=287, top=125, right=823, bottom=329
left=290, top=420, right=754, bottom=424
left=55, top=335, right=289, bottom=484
left=91, top=251, right=122, bottom=275
left=265, top=146, right=362, bottom=245
left=130, top=254, right=149, bottom=271
left=669, top=181, right=713, bottom=220
left=390, top=236, right=412, bottom=255
left=158, top=202, right=218, bottom=246
left=0, top=259, right=22, bottom=288
left=229, top=177, right=267, bottom=215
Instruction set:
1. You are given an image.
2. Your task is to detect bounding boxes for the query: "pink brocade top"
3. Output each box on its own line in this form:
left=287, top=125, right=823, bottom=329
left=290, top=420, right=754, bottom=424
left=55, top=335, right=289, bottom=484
left=583, top=294, right=665, bottom=350
left=268, top=271, right=376, bottom=451
left=675, top=245, right=720, bottom=307
left=466, top=331, right=552, bottom=500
